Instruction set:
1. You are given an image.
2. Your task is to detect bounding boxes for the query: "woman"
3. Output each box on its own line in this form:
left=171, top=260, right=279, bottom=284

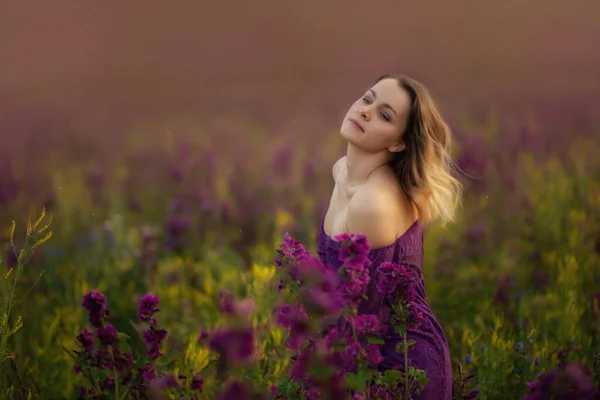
left=317, top=74, right=462, bottom=399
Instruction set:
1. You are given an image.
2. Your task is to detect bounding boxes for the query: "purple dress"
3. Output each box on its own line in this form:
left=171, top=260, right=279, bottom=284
left=317, top=219, right=453, bottom=400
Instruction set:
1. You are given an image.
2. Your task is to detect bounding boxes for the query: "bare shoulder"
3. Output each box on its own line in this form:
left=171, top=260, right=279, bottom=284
left=332, top=156, right=346, bottom=180
left=346, top=183, right=402, bottom=249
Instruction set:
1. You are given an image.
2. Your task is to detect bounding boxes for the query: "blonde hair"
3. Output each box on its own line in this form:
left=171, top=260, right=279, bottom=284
left=376, top=73, right=463, bottom=226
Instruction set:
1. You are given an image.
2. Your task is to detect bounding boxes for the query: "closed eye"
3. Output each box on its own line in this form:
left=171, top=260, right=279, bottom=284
left=362, top=96, right=391, bottom=122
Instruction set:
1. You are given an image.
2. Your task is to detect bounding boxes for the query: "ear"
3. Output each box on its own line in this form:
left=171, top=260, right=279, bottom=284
left=388, top=142, right=406, bottom=153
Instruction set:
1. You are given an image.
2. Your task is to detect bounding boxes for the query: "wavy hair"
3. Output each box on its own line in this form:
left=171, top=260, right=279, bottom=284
left=375, top=73, right=463, bottom=226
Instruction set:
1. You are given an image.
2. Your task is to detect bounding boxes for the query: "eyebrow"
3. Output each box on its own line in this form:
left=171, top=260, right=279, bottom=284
left=369, top=89, right=397, bottom=115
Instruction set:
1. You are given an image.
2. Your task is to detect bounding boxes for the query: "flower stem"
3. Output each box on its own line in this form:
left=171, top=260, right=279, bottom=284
left=403, top=330, right=409, bottom=400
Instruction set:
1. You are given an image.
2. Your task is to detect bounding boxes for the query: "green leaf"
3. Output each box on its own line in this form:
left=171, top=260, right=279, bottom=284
left=343, top=367, right=369, bottom=391
left=95, top=370, right=107, bottom=382
left=408, top=367, right=429, bottom=385
left=367, top=336, right=385, bottom=345
left=308, top=361, right=335, bottom=380
left=382, top=369, right=403, bottom=387
left=277, top=379, right=300, bottom=396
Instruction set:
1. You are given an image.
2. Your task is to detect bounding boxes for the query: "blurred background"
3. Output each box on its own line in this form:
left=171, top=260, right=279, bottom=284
left=1, top=1, right=600, bottom=398
left=2, top=0, right=600, bottom=153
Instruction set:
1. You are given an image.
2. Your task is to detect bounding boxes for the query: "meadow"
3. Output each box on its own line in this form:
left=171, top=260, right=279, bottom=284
left=1, top=108, right=599, bottom=399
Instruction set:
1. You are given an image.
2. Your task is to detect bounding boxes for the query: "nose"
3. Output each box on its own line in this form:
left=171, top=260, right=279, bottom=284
left=359, top=107, right=371, bottom=121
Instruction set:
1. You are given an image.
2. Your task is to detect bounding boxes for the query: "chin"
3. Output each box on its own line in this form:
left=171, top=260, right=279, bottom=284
left=339, top=127, right=354, bottom=142
left=339, top=123, right=348, bottom=137
left=340, top=120, right=358, bottom=140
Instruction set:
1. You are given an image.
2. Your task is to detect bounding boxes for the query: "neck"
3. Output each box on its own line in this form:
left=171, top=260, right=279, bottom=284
left=345, top=142, right=392, bottom=186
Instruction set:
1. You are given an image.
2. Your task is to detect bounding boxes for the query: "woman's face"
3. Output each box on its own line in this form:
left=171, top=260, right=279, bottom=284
left=340, top=78, right=411, bottom=154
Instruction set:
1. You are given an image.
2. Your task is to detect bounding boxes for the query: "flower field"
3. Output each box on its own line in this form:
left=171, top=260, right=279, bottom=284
left=1, top=112, right=599, bottom=399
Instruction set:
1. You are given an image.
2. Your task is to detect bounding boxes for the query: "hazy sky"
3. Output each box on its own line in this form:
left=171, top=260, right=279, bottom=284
left=1, top=0, right=599, bottom=135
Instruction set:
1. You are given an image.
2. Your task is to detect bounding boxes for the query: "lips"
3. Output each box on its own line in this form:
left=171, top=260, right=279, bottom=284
left=349, top=118, right=364, bottom=132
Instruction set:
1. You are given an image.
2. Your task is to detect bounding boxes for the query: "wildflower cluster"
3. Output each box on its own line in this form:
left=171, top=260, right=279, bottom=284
left=271, top=232, right=431, bottom=399
left=522, top=362, right=598, bottom=399
left=70, top=291, right=205, bottom=399
left=451, top=363, right=480, bottom=400
left=66, top=232, right=600, bottom=399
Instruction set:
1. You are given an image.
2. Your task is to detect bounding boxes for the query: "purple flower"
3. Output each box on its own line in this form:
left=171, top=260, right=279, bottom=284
left=191, top=374, right=204, bottom=392
left=141, top=320, right=167, bottom=360
left=403, top=285, right=417, bottom=302
left=456, top=133, right=488, bottom=187
left=197, top=330, right=209, bottom=342
left=339, top=262, right=371, bottom=303
left=112, top=348, right=133, bottom=371
left=300, top=286, right=341, bottom=317
left=334, top=232, right=371, bottom=268
left=291, top=257, right=342, bottom=317
left=345, top=264, right=370, bottom=286
left=95, top=324, right=119, bottom=346
left=376, top=262, right=411, bottom=295
left=100, top=376, right=115, bottom=391
left=274, top=303, right=308, bottom=329
left=287, top=320, right=310, bottom=350
left=339, top=340, right=363, bottom=372
left=406, top=304, right=427, bottom=329
left=216, top=291, right=256, bottom=317
left=324, top=327, right=340, bottom=349
left=304, top=389, right=321, bottom=400
left=146, top=344, right=164, bottom=359
left=85, top=168, right=106, bottom=191
left=217, top=380, right=251, bottom=400
left=296, top=255, right=337, bottom=288
left=533, top=269, right=548, bottom=290
left=143, top=328, right=168, bottom=346
left=142, top=369, right=156, bottom=382
left=147, top=373, right=180, bottom=393
left=82, top=290, right=107, bottom=327
left=0, top=159, right=18, bottom=205
left=94, top=349, right=113, bottom=369
left=593, top=292, right=600, bottom=316
left=366, top=344, right=384, bottom=366
left=352, top=314, right=380, bottom=335
left=138, top=293, right=160, bottom=322
left=3, top=250, right=17, bottom=270
left=339, top=265, right=370, bottom=301
left=163, top=209, right=191, bottom=252
left=169, top=166, right=183, bottom=182
left=166, top=216, right=190, bottom=235
left=272, top=143, right=293, bottom=177
left=290, top=349, right=310, bottom=381
left=217, top=290, right=236, bottom=314
left=338, top=281, right=362, bottom=302
left=495, top=273, right=515, bottom=304
left=78, top=386, right=90, bottom=398
left=275, top=233, right=309, bottom=267
left=522, top=362, right=597, bottom=400
left=76, top=328, right=95, bottom=352
left=209, top=327, right=255, bottom=364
